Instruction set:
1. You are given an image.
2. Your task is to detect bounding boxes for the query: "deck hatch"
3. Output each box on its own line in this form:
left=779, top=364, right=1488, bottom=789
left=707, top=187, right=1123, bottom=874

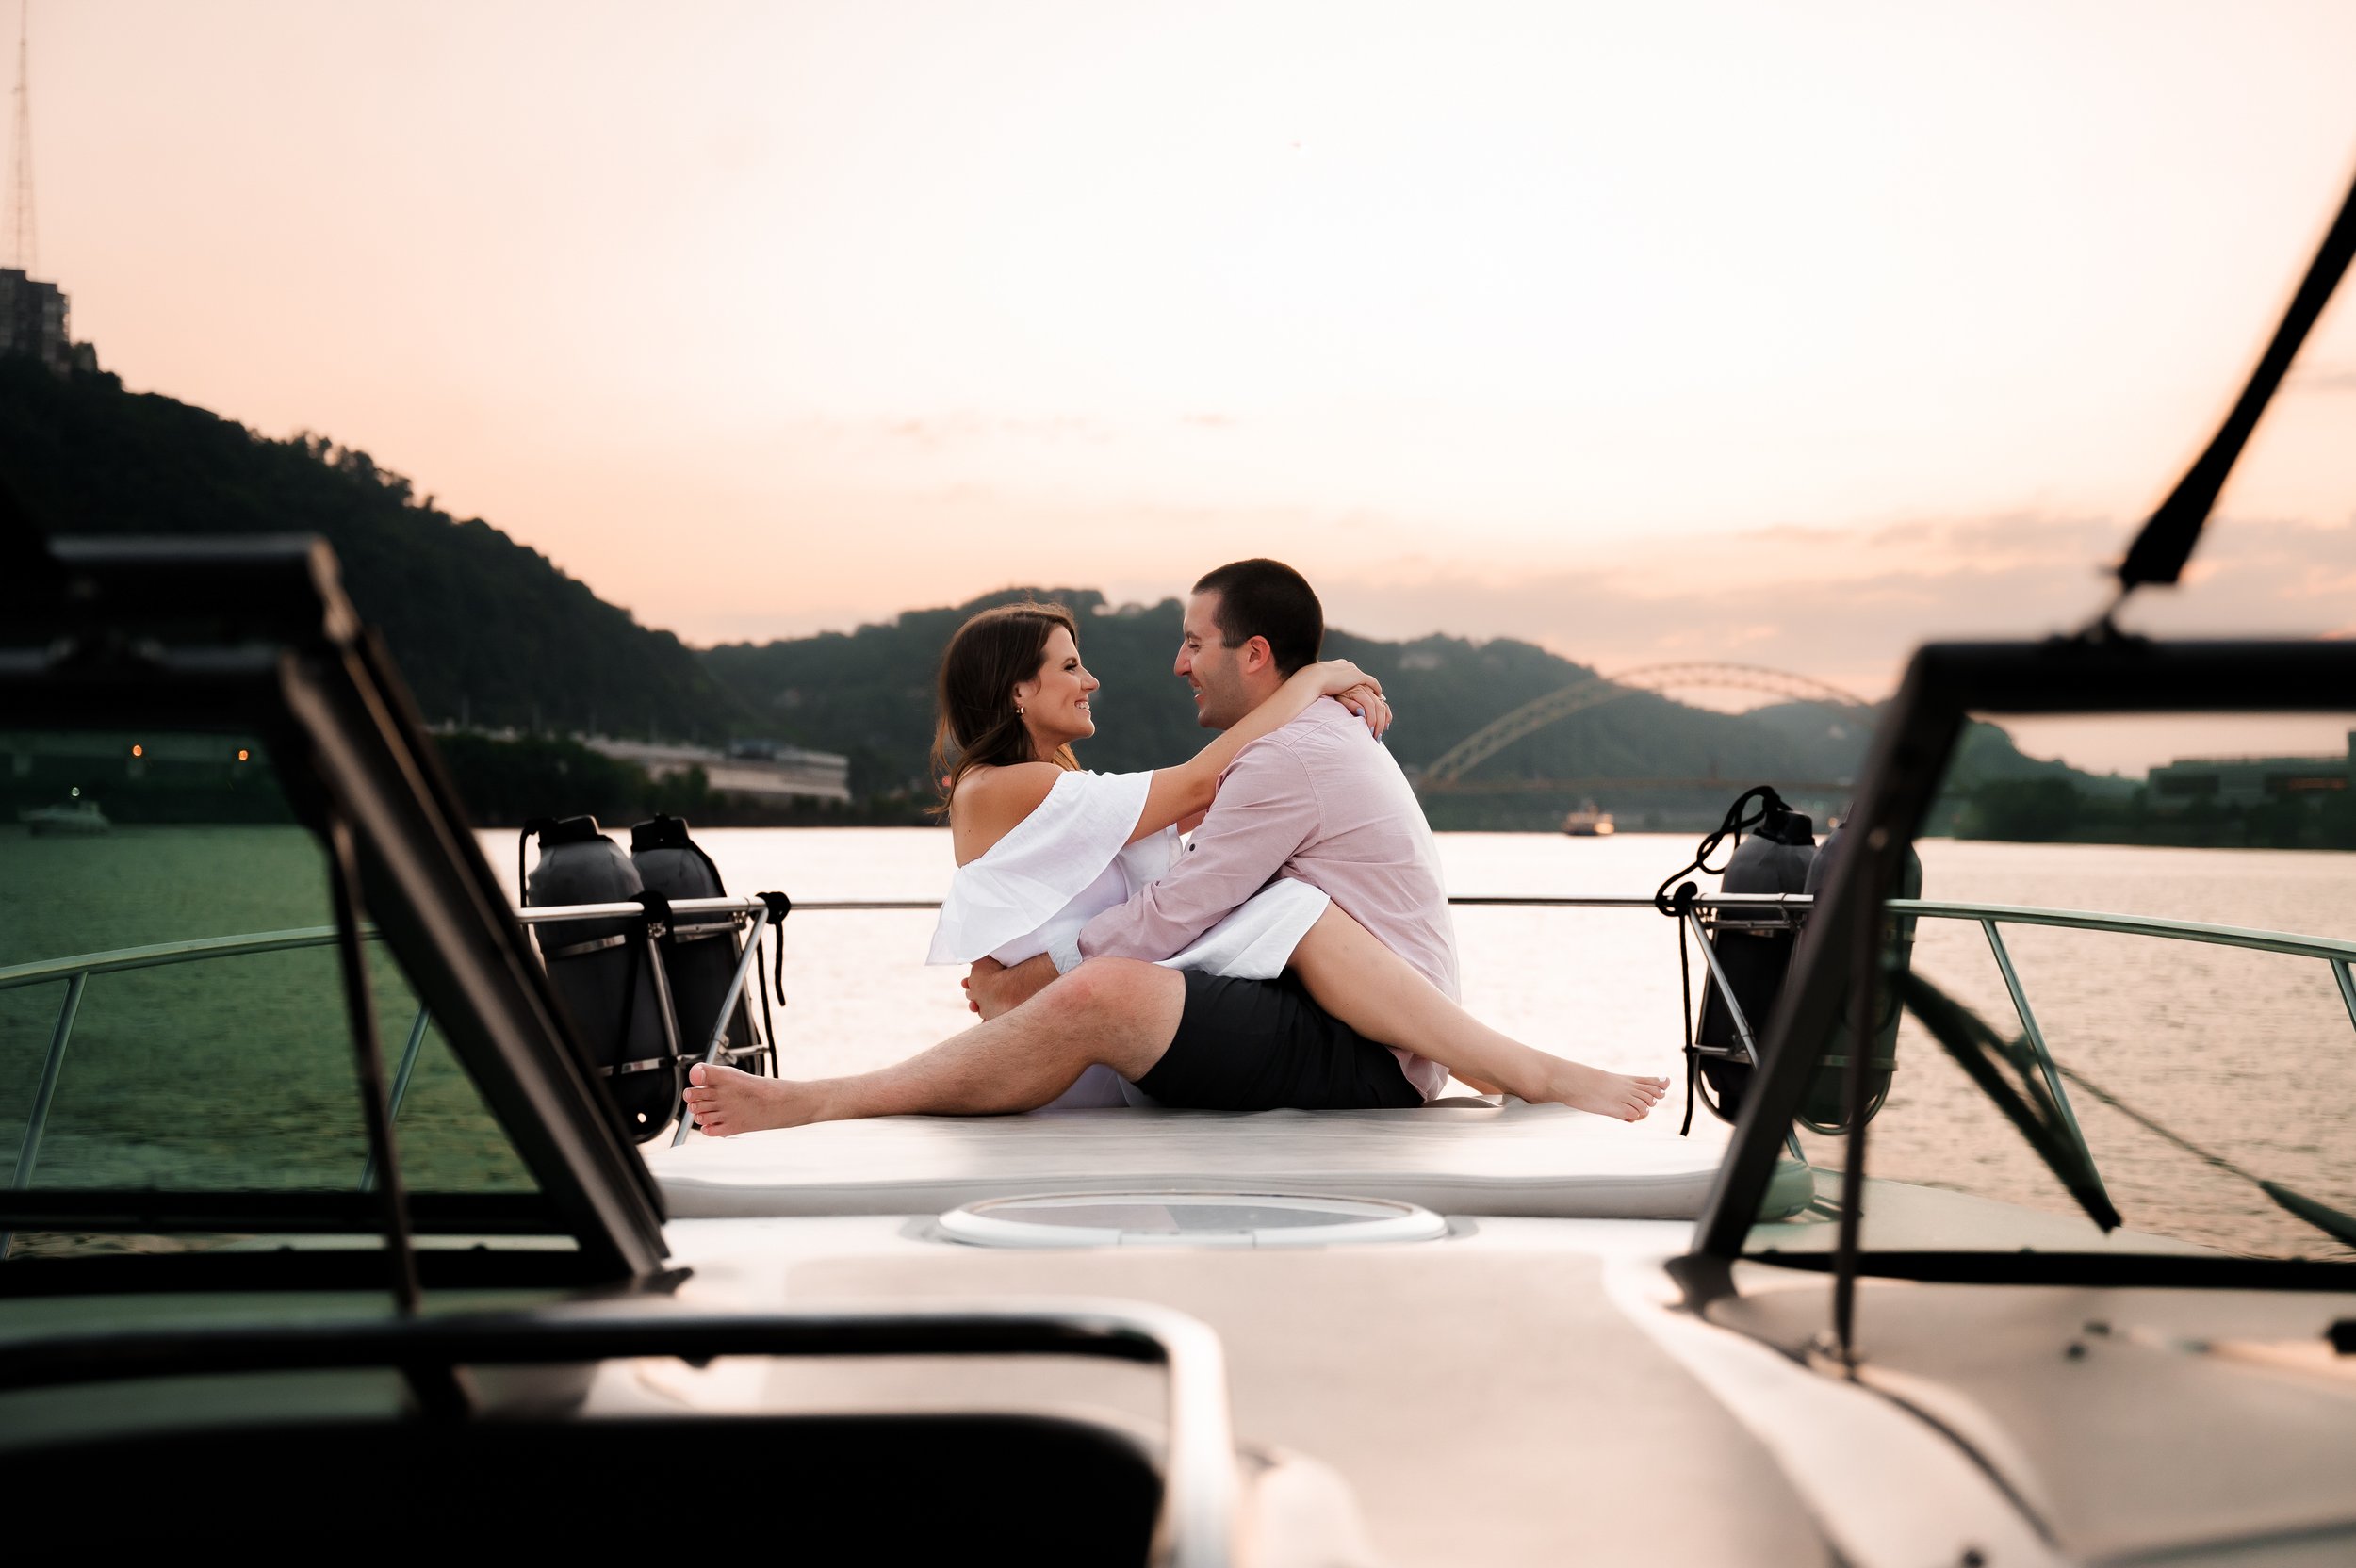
left=938, top=1190, right=1447, bottom=1249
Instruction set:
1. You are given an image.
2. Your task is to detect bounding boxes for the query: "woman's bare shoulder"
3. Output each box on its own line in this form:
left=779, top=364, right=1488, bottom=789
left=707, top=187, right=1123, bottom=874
left=950, top=763, right=1066, bottom=864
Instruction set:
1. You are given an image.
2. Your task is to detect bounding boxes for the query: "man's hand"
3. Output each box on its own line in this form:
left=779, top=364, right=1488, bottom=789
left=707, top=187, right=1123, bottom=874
left=963, top=953, right=1060, bottom=1021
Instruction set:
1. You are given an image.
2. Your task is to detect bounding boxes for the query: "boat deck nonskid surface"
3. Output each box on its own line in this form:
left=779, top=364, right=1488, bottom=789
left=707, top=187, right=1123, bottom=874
left=646, top=1214, right=1830, bottom=1567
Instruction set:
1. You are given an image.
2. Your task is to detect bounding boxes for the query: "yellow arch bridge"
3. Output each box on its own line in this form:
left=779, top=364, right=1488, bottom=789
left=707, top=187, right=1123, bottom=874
left=1413, top=662, right=1873, bottom=794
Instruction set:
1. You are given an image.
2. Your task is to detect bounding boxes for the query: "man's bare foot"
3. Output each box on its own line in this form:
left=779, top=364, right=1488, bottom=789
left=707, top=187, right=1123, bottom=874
left=1538, top=1062, right=1671, bottom=1122
left=680, top=1062, right=824, bottom=1136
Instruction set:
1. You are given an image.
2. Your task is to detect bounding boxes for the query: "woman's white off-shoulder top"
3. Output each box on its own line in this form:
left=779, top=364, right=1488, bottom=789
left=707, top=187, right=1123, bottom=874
left=927, top=769, right=1331, bottom=978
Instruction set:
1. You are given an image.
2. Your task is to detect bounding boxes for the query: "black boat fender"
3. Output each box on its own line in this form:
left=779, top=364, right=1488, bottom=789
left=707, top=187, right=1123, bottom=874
left=523, top=815, right=679, bottom=1141
left=1694, top=794, right=1817, bottom=1125
left=1656, top=786, right=1816, bottom=1130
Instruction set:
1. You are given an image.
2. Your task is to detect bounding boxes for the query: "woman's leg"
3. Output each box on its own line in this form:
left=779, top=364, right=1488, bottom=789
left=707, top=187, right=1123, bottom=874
left=682, top=959, right=1184, bottom=1134
left=1286, top=906, right=1669, bottom=1121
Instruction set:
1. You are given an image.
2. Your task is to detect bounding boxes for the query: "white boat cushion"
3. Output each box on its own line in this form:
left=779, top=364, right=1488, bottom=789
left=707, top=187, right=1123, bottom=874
left=646, top=1101, right=1780, bottom=1220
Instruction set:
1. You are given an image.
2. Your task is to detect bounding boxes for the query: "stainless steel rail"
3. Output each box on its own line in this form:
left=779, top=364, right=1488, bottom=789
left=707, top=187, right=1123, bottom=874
left=0, top=895, right=781, bottom=1254
left=0, top=923, right=347, bottom=989
left=9, top=890, right=2353, bottom=1233
left=1978, top=920, right=2112, bottom=1213
left=1673, top=904, right=1810, bottom=1162
left=509, top=894, right=772, bottom=926
left=670, top=898, right=773, bottom=1149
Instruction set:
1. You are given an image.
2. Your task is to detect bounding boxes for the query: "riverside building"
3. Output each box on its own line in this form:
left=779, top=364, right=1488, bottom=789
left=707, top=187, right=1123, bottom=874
left=2147, top=733, right=2354, bottom=809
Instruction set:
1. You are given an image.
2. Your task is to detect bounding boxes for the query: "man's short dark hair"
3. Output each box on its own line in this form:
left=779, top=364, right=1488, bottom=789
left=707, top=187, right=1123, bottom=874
left=1192, top=559, right=1323, bottom=678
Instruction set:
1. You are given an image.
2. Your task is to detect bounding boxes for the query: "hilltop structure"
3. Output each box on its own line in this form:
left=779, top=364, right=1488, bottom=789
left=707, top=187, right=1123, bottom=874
left=3, top=9, right=91, bottom=375
left=0, top=265, right=68, bottom=369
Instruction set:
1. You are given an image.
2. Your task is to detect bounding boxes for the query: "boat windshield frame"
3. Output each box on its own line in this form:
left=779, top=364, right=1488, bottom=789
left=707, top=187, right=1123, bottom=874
left=1686, top=634, right=2356, bottom=1291
left=0, top=537, right=669, bottom=1290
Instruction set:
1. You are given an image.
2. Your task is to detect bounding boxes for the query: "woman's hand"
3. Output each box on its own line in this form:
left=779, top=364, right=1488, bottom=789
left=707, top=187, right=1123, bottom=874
left=1312, top=659, right=1379, bottom=699
left=1338, top=681, right=1392, bottom=739
left=1310, top=660, right=1392, bottom=739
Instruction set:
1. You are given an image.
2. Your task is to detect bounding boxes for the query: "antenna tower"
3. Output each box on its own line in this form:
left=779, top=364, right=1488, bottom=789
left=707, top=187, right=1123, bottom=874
left=8, top=1, right=31, bottom=272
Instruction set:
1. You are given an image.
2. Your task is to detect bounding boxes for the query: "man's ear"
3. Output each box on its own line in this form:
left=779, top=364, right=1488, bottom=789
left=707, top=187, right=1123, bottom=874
left=1242, top=635, right=1275, bottom=676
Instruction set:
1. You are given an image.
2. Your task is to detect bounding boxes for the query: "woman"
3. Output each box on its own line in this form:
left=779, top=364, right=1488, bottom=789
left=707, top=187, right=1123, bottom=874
left=922, top=600, right=1665, bottom=1119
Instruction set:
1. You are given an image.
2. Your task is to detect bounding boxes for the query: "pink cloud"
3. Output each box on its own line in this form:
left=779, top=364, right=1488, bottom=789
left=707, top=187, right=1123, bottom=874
left=1311, top=511, right=2356, bottom=704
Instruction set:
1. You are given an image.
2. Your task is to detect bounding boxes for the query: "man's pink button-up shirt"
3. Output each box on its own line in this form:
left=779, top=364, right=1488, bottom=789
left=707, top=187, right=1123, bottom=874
left=1075, top=697, right=1459, bottom=1101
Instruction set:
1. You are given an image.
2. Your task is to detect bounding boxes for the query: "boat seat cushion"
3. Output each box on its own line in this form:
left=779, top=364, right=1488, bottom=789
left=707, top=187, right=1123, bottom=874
left=647, top=1100, right=1743, bottom=1219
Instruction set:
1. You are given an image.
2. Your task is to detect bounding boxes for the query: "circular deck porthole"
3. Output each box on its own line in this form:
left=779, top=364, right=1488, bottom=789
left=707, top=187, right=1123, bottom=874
left=937, top=1191, right=1447, bottom=1249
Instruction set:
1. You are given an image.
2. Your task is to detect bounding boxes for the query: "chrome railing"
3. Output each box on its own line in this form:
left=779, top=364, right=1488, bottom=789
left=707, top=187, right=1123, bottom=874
left=8, top=892, right=2354, bottom=1237
left=0, top=894, right=779, bottom=1254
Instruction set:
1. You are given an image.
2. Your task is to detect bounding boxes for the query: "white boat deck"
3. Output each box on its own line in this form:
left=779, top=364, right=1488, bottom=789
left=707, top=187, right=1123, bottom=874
left=648, top=1214, right=1834, bottom=1567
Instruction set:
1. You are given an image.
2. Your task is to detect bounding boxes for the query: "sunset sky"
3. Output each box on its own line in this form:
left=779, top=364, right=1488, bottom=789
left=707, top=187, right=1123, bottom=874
left=17, top=1, right=2356, bottom=768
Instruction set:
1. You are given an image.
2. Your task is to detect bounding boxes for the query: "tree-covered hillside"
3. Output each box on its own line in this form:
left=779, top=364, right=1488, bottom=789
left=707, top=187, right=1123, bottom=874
left=0, top=361, right=746, bottom=742
left=5, top=360, right=2135, bottom=833
left=701, top=589, right=1196, bottom=800
left=707, top=588, right=1866, bottom=827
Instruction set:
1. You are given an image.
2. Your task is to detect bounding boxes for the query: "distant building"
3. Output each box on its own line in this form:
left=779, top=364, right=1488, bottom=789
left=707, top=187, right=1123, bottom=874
left=0, top=268, right=70, bottom=371
left=2147, top=734, right=2352, bottom=809
left=582, top=735, right=852, bottom=805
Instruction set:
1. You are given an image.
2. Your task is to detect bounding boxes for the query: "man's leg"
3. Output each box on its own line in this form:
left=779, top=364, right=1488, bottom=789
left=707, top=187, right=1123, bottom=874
left=682, top=958, right=1184, bottom=1135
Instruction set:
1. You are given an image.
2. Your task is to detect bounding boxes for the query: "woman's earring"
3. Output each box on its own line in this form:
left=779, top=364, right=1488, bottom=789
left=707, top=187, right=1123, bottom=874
left=1016, top=704, right=1025, bottom=716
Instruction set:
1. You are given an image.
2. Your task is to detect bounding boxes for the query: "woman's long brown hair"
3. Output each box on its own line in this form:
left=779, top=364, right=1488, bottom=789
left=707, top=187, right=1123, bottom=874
left=931, top=600, right=1082, bottom=815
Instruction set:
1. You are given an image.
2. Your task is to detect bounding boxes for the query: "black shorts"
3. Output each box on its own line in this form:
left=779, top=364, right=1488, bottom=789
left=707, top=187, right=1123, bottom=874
left=1135, top=971, right=1424, bottom=1111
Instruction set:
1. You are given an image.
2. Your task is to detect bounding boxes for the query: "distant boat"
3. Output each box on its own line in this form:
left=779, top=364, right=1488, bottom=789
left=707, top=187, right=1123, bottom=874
left=1560, top=799, right=1614, bottom=837
left=19, top=801, right=110, bottom=836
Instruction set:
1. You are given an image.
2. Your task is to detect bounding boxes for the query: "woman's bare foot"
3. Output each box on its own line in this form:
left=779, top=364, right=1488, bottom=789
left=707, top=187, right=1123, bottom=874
left=1536, top=1062, right=1671, bottom=1122
left=680, top=1062, right=825, bottom=1136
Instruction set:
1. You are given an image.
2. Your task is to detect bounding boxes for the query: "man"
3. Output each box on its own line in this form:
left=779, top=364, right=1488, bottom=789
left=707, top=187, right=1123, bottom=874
left=973, top=557, right=1458, bottom=1107
left=683, top=558, right=1463, bottom=1130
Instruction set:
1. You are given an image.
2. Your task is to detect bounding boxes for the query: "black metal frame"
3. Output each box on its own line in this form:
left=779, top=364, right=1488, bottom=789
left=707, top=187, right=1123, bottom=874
left=0, top=1303, right=1173, bottom=1393
left=0, top=537, right=668, bottom=1283
left=1730, top=1250, right=2356, bottom=1293
left=1687, top=635, right=2356, bottom=1285
left=0, top=1298, right=1238, bottom=1568
left=1683, top=155, right=2356, bottom=1310
left=0, top=1247, right=643, bottom=1298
